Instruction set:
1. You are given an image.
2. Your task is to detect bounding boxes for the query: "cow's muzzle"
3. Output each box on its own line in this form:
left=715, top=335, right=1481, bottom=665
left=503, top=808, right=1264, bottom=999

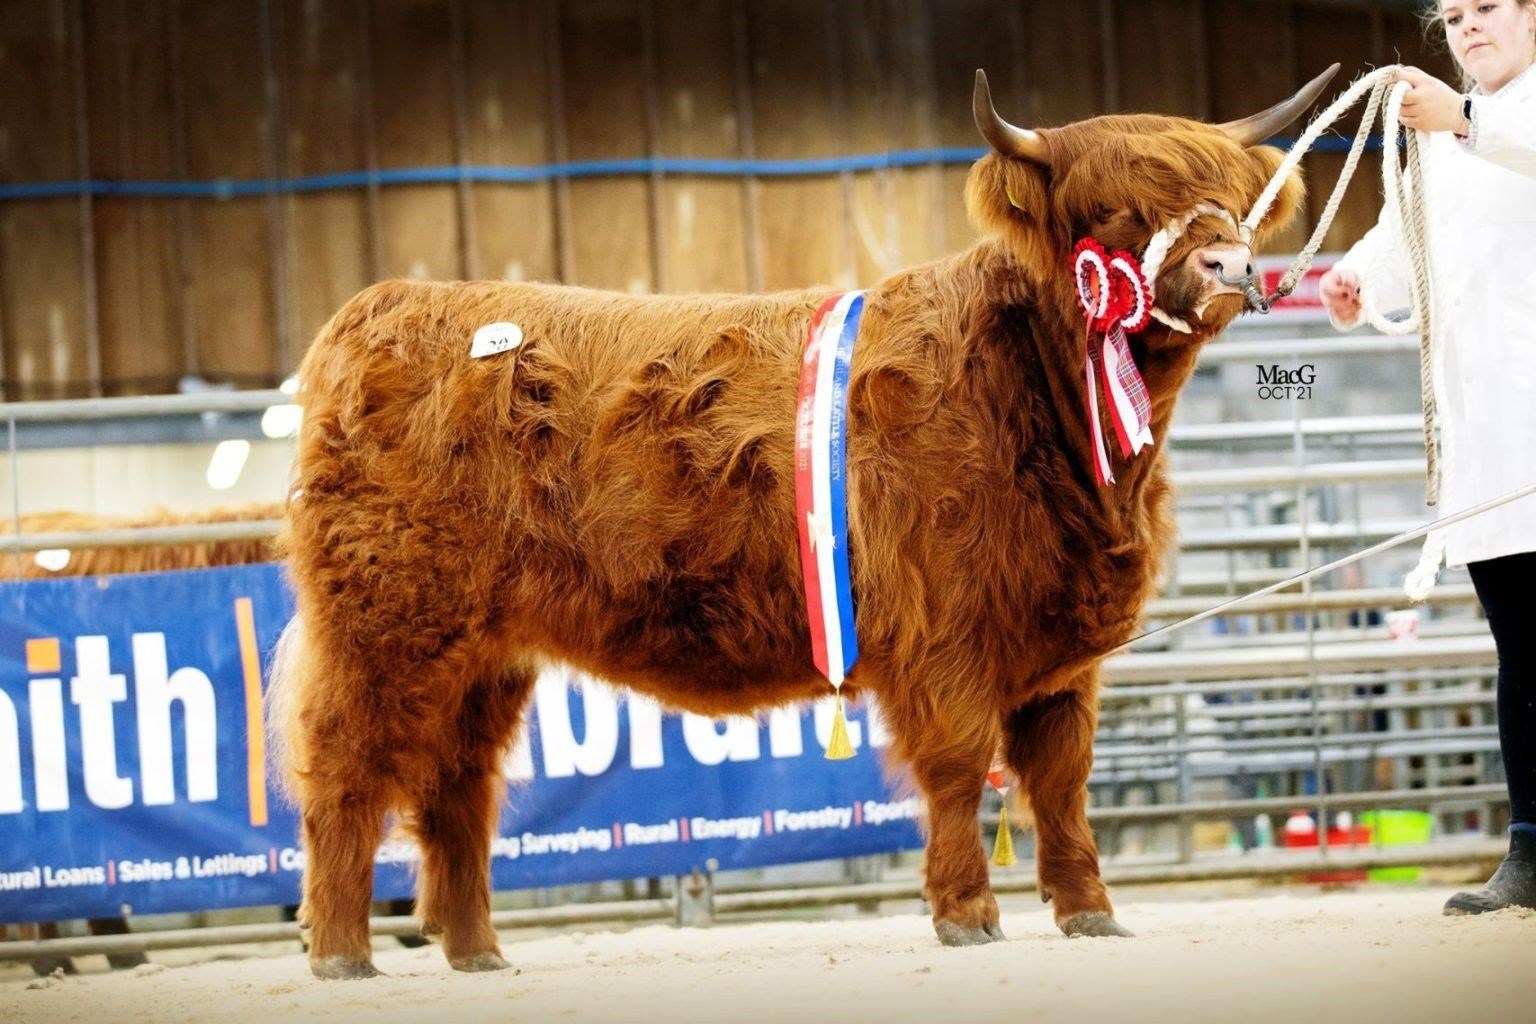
left=1194, top=244, right=1267, bottom=313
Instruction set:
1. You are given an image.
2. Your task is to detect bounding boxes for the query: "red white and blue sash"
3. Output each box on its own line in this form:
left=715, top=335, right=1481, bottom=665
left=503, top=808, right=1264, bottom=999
left=795, top=292, right=864, bottom=686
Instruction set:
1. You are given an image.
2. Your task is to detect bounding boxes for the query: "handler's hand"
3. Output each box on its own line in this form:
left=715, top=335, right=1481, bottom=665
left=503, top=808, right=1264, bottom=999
left=1320, top=265, right=1362, bottom=326
left=1393, top=66, right=1467, bottom=134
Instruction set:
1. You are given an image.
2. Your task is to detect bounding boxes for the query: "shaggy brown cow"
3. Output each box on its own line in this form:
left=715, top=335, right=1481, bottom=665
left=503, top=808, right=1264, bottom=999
left=274, top=68, right=1332, bottom=979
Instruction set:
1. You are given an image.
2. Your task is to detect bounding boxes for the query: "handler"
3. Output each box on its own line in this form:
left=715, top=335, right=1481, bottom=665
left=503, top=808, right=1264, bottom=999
left=1320, top=0, right=1536, bottom=914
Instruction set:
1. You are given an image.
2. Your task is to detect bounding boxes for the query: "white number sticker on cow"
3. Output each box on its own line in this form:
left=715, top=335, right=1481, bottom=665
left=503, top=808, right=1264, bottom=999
left=469, top=322, right=524, bottom=359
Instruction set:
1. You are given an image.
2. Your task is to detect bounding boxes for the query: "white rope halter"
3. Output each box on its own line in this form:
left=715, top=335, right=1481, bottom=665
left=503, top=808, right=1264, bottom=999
left=1141, top=203, right=1242, bottom=333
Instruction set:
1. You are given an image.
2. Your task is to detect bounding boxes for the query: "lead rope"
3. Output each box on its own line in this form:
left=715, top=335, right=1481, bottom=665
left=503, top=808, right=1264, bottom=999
left=1241, top=66, right=1441, bottom=506
left=1238, top=65, right=1446, bottom=594
left=1112, top=480, right=1536, bottom=655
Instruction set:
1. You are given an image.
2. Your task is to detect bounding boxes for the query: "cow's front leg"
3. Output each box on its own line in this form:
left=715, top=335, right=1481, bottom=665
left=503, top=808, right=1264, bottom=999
left=1004, top=682, right=1131, bottom=938
left=898, top=719, right=1003, bottom=946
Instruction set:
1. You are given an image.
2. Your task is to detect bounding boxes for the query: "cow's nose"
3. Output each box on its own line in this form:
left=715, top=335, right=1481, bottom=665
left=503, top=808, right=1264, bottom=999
left=1198, top=245, right=1253, bottom=285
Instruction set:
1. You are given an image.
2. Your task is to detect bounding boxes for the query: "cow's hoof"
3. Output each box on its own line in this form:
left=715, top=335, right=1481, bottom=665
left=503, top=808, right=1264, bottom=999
left=1061, top=911, right=1134, bottom=938
left=310, top=956, right=382, bottom=981
left=935, top=921, right=1004, bottom=946
left=450, top=952, right=511, bottom=973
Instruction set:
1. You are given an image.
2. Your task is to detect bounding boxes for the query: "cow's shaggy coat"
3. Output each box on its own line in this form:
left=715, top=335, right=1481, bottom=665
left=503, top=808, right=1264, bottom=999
left=275, top=85, right=1309, bottom=977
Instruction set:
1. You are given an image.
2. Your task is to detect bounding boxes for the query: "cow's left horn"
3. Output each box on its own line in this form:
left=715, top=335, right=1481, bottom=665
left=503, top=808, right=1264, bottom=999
left=1217, top=63, right=1341, bottom=146
left=973, top=69, right=1050, bottom=164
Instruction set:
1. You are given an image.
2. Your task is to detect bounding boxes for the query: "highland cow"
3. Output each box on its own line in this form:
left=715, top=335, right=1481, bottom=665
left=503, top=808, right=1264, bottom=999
left=274, top=68, right=1334, bottom=979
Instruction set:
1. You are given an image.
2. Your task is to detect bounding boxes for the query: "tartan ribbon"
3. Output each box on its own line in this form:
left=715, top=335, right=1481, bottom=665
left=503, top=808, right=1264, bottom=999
left=1072, top=238, right=1156, bottom=486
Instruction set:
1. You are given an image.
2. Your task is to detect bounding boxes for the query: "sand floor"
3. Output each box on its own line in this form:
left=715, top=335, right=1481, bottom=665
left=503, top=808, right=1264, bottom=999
left=3, top=885, right=1533, bottom=1024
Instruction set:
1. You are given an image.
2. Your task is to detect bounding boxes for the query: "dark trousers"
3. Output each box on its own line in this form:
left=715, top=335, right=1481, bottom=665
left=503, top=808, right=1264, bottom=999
left=1467, top=551, right=1536, bottom=827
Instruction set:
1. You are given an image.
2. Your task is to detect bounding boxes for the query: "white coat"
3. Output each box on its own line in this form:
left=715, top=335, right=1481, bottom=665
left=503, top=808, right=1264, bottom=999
left=1332, top=63, right=1536, bottom=570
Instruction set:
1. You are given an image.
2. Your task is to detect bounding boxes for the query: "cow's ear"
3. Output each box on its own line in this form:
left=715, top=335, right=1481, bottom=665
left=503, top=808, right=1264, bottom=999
left=965, top=154, right=1059, bottom=278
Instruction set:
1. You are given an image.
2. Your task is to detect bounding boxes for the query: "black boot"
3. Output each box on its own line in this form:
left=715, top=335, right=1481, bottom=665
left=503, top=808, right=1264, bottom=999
left=1443, top=828, right=1536, bottom=916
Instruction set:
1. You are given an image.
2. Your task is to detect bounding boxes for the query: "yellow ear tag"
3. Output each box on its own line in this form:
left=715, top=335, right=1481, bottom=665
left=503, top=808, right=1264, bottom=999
left=825, top=694, right=856, bottom=760
left=991, top=800, right=1017, bottom=867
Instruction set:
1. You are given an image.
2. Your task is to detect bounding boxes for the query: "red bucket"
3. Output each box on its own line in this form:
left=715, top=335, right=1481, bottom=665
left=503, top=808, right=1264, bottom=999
left=1282, top=825, right=1374, bottom=883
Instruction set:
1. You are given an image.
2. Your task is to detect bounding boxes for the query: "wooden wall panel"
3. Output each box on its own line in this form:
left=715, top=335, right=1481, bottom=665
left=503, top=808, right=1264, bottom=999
left=85, top=0, right=184, bottom=396
left=181, top=0, right=278, bottom=386
left=281, top=0, right=372, bottom=366
left=370, top=0, right=461, bottom=280
left=1295, top=3, right=1381, bottom=252
left=1205, top=1, right=1298, bottom=126
left=653, top=0, right=749, bottom=294
left=464, top=0, right=558, bottom=285
left=1383, top=7, right=1458, bottom=83
left=748, top=0, right=849, bottom=291
left=1114, top=0, right=1208, bottom=117
left=1025, top=0, right=1108, bottom=125
left=1206, top=0, right=1305, bottom=252
left=841, top=0, right=943, bottom=284
left=559, top=0, right=654, bottom=292
left=0, top=0, right=1451, bottom=401
left=931, top=0, right=1020, bottom=257
left=0, top=0, right=90, bottom=399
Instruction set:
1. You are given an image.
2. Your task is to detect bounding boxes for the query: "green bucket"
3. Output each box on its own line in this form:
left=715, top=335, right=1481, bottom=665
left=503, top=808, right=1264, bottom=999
left=1358, top=810, right=1436, bottom=882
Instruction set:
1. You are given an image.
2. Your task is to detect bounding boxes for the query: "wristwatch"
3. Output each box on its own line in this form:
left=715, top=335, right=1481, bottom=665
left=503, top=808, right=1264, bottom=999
left=1460, top=95, right=1474, bottom=136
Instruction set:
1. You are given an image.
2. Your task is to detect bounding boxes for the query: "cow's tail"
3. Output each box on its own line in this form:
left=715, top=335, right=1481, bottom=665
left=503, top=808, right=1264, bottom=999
left=1007, top=787, right=1035, bottom=831
left=265, top=614, right=310, bottom=804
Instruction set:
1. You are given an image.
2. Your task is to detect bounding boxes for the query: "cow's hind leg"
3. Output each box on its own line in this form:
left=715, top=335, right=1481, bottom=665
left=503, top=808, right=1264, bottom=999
left=1004, top=684, right=1131, bottom=938
left=297, top=761, right=391, bottom=979
left=408, top=670, right=534, bottom=972
left=282, top=633, right=399, bottom=981
left=884, top=687, right=1003, bottom=946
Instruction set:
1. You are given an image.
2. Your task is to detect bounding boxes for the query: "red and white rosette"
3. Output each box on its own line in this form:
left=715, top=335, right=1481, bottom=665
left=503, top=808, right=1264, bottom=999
left=1072, top=238, right=1156, bottom=486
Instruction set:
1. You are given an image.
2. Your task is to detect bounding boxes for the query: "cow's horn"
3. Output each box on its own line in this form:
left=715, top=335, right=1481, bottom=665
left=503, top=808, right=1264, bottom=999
left=973, top=69, right=1050, bottom=164
left=1217, top=64, right=1341, bottom=146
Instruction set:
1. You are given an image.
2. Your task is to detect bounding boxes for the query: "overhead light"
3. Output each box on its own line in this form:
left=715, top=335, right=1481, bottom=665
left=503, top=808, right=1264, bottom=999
left=34, top=549, right=71, bottom=572
left=261, top=403, right=302, bottom=439
left=207, top=439, right=251, bottom=490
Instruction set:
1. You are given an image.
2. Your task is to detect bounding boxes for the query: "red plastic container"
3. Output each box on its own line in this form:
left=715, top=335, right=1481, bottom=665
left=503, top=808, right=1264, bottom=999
left=1282, top=825, right=1374, bottom=883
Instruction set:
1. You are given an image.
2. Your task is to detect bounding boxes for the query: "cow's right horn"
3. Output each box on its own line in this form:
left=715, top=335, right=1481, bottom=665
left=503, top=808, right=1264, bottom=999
left=973, top=69, right=1051, bottom=164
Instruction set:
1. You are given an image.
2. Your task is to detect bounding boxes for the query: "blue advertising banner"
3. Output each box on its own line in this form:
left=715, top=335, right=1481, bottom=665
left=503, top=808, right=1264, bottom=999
left=0, top=564, right=922, bottom=924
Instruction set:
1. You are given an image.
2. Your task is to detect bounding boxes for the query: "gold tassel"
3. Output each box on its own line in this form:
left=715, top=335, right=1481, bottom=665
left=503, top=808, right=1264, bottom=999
left=991, top=800, right=1017, bottom=868
left=825, top=694, right=855, bottom=760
